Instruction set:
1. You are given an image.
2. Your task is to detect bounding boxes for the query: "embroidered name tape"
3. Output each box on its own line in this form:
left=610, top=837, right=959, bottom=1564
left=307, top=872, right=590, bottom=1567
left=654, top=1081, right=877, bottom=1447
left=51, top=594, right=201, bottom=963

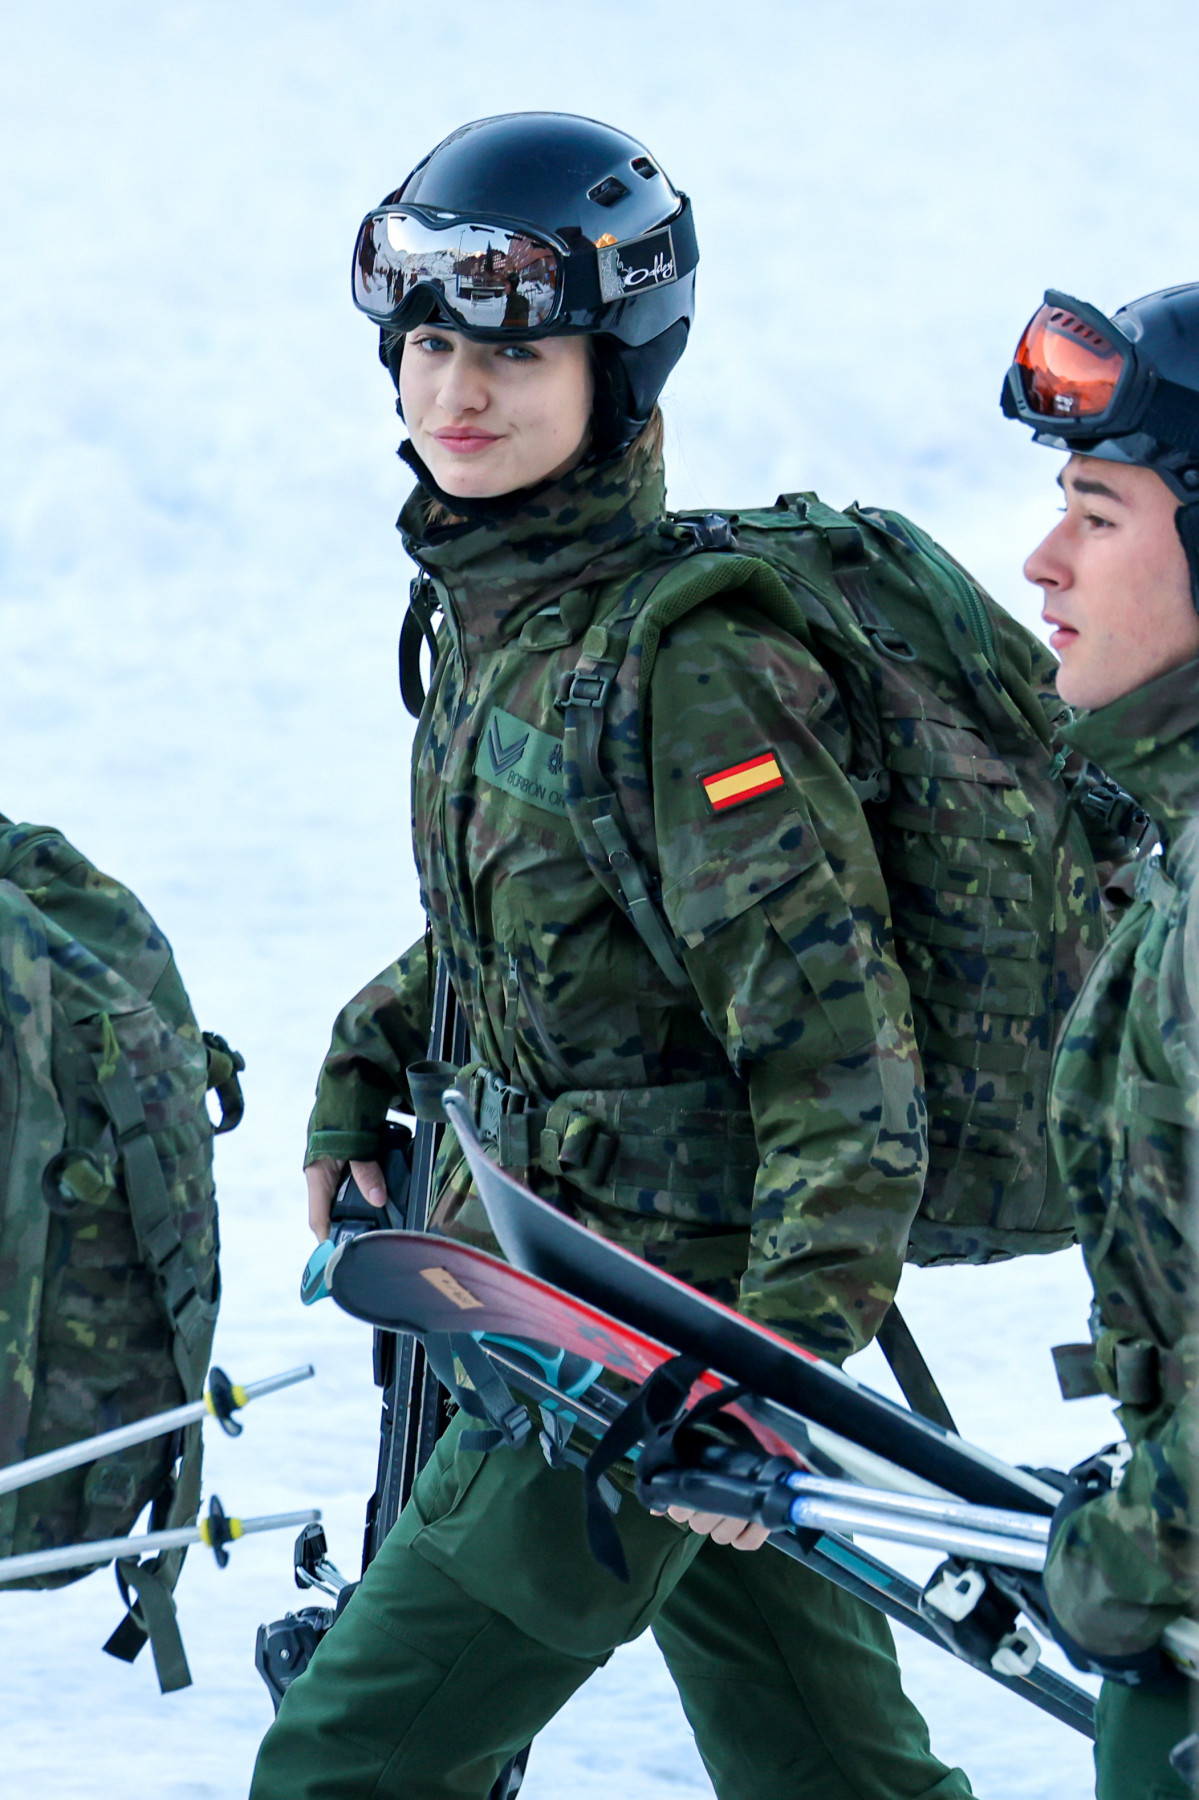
left=701, top=752, right=785, bottom=812
left=475, top=706, right=568, bottom=818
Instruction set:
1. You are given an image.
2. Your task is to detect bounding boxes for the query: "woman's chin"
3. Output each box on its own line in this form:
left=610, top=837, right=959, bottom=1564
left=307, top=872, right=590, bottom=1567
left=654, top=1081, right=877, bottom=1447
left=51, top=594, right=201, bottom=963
left=419, top=448, right=515, bottom=500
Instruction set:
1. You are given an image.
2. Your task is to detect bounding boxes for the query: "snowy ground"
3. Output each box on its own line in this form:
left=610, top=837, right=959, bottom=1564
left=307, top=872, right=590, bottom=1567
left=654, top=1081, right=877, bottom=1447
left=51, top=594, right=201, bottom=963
left=2, top=2, right=1196, bottom=1793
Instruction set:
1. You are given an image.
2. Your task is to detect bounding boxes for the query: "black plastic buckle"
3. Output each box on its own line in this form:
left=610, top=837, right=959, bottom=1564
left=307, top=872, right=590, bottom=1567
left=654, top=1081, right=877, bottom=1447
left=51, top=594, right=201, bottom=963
left=475, top=1068, right=526, bottom=1148
left=678, top=512, right=736, bottom=551
left=555, top=668, right=612, bottom=712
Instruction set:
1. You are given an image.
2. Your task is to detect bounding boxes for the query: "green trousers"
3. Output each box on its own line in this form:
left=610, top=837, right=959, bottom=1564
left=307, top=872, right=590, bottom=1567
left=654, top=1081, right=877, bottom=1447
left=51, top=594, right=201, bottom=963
left=250, top=1414, right=973, bottom=1800
left=1094, top=1680, right=1195, bottom=1800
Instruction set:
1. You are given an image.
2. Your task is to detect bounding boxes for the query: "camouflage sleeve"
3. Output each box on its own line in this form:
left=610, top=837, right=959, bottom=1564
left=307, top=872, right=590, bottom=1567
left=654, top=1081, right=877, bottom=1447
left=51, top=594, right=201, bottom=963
left=304, top=936, right=433, bottom=1166
left=649, top=602, right=925, bottom=1363
left=1043, top=1367, right=1199, bottom=1656
left=1162, top=816, right=1199, bottom=1093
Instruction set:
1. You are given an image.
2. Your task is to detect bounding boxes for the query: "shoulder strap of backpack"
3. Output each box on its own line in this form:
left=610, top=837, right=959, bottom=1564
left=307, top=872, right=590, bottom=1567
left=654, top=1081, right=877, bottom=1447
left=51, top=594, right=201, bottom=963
left=556, top=560, right=695, bottom=990
left=87, top=1014, right=215, bottom=1691
left=558, top=522, right=806, bottom=989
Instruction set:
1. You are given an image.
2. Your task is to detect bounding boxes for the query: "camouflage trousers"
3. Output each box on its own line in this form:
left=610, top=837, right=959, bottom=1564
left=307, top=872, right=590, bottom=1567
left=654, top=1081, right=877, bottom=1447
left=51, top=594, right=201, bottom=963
left=250, top=1412, right=972, bottom=1800
left=1094, top=1679, right=1195, bottom=1800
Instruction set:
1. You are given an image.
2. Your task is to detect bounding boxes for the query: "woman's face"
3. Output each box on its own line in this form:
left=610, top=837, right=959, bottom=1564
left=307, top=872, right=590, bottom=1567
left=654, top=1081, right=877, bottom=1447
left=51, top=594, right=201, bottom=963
left=399, top=326, right=593, bottom=499
left=1023, top=454, right=1199, bottom=709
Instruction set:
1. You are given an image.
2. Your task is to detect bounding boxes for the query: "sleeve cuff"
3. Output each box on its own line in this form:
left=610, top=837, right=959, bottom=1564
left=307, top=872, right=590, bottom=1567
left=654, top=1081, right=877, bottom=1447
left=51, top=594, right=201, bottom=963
left=306, top=1129, right=385, bottom=1166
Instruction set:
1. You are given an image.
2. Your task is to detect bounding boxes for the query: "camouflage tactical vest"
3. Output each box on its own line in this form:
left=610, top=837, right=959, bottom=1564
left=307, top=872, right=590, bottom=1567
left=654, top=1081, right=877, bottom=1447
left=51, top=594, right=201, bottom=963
left=0, top=819, right=243, bottom=1689
left=556, top=495, right=1115, bottom=1266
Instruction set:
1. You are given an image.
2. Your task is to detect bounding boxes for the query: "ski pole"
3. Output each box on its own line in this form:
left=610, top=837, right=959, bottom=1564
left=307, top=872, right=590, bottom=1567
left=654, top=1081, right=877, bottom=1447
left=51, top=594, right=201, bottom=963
left=780, top=1494, right=1047, bottom=1570
left=0, top=1497, right=321, bottom=1584
left=0, top=1365, right=315, bottom=1500
left=780, top=1473, right=1051, bottom=1542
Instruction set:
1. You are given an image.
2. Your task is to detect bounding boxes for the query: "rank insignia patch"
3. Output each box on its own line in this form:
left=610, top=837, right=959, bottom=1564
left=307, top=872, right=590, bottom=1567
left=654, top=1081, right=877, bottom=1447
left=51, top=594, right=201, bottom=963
left=701, top=752, right=785, bottom=812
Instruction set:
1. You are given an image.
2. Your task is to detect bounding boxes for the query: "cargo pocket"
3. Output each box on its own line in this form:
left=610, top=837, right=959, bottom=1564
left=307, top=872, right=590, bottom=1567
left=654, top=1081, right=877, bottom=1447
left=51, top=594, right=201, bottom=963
left=718, top=857, right=885, bottom=1072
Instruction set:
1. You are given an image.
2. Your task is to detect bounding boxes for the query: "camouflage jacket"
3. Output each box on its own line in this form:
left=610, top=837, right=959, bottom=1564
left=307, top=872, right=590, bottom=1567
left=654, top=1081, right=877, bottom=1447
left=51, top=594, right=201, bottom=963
left=1043, top=656, right=1199, bottom=1655
left=308, top=448, right=925, bottom=1362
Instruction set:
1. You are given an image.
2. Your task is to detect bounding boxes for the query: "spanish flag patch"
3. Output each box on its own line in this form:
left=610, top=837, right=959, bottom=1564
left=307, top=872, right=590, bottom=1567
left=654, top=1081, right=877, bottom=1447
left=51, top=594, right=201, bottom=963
left=701, top=752, right=785, bottom=812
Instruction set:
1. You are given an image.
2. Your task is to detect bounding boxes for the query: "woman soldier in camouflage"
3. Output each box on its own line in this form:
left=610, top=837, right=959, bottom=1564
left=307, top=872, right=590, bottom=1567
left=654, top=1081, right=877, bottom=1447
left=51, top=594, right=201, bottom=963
left=252, top=114, right=973, bottom=1799
left=1004, top=284, right=1199, bottom=1799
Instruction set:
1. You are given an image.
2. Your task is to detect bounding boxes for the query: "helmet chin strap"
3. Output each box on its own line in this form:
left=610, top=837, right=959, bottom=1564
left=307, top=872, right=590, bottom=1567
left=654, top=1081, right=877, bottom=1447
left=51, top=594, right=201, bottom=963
left=1174, top=501, right=1199, bottom=615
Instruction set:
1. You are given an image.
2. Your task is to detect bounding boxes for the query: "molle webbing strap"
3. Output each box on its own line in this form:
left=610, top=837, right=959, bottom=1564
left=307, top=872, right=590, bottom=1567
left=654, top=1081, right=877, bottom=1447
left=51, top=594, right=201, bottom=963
left=818, top=519, right=918, bottom=665
left=1052, top=1334, right=1191, bottom=1408
left=92, top=1021, right=210, bottom=1690
left=104, top=1552, right=192, bottom=1692
left=92, top=1034, right=208, bottom=1387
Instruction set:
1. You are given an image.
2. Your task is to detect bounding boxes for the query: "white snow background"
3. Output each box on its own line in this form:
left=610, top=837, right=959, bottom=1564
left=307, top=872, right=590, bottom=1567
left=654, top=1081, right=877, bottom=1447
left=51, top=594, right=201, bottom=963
left=1, top=2, right=1195, bottom=1793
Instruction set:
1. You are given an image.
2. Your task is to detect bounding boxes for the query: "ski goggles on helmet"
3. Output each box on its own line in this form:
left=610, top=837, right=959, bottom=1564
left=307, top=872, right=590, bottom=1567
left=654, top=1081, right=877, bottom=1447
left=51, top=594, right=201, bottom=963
left=352, top=201, right=697, bottom=338
left=1000, top=288, right=1199, bottom=467
left=353, top=209, right=565, bottom=333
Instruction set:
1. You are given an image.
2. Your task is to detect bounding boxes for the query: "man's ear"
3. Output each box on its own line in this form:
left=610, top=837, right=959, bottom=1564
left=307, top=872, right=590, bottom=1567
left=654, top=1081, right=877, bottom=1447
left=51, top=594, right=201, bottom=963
left=1174, top=502, right=1199, bottom=614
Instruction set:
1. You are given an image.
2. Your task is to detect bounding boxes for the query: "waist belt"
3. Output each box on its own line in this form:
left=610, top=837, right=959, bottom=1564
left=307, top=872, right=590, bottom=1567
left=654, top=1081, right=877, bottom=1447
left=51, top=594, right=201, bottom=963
left=1052, top=1332, right=1192, bottom=1409
left=461, top=1065, right=758, bottom=1212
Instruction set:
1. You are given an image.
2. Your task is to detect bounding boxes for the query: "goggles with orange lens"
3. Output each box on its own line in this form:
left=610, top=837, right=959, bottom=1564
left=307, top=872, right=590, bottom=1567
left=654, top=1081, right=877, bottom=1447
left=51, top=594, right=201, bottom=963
left=1001, top=291, right=1146, bottom=439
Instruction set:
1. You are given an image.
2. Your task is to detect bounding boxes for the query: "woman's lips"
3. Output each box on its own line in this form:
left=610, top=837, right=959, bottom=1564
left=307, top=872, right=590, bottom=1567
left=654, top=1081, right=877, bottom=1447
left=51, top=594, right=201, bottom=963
left=433, top=429, right=502, bottom=456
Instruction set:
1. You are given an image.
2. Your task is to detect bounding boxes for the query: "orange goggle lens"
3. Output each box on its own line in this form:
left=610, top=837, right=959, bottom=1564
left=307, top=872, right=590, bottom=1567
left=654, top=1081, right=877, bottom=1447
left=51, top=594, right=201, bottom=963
left=1014, top=303, right=1127, bottom=420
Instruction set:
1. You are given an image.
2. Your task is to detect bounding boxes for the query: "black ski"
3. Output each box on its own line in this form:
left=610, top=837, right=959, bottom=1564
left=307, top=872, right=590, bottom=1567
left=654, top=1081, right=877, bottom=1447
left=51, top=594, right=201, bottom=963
left=328, top=1244, right=1094, bottom=1737
left=439, top=1092, right=1061, bottom=1519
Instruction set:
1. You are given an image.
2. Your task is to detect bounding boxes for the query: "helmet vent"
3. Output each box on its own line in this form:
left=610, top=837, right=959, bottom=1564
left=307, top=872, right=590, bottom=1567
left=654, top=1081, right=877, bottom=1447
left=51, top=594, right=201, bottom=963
left=630, top=157, right=657, bottom=179
left=588, top=175, right=630, bottom=207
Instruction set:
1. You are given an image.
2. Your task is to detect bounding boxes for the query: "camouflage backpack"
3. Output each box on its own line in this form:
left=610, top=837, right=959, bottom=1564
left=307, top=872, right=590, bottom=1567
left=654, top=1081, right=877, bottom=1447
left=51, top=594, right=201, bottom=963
left=0, top=818, right=243, bottom=1690
left=556, top=493, right=1134, bottom=1266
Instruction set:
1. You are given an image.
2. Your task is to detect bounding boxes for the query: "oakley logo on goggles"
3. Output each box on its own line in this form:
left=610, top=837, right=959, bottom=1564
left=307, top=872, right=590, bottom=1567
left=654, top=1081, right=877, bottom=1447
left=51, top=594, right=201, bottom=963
left=354, top=210, right=564, bottom=332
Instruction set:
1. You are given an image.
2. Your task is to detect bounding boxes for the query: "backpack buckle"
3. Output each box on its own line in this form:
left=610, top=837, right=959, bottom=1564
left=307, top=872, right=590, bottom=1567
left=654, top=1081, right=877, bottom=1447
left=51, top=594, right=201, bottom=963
left=555, top=668, right=612, bottom=711
left=677, top=512, right=735, bottom=551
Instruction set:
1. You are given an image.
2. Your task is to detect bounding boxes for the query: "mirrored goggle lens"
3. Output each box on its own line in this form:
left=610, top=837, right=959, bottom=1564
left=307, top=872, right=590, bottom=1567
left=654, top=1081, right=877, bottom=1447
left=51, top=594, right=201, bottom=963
left=353, top=211, right=562, bottom=330
left=1014, top=302, right=1128, bottom=420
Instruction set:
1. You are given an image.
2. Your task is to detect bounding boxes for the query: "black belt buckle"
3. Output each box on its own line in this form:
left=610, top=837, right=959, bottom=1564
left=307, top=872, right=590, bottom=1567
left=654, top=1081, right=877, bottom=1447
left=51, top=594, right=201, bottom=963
left=475, top=1068, right=526, bottom=1150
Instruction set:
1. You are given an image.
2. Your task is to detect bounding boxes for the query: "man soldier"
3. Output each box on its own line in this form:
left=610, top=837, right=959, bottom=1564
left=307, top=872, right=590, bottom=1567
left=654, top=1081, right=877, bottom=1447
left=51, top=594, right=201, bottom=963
left=1004, top=282, right=1199, bottom=1799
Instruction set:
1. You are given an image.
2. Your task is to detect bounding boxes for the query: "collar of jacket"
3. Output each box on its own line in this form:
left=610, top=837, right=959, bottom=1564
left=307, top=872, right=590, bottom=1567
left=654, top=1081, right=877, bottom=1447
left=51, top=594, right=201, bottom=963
left=396, top=443, right=671, bottom=650
left=1064, top=654, right=1199, bottom=837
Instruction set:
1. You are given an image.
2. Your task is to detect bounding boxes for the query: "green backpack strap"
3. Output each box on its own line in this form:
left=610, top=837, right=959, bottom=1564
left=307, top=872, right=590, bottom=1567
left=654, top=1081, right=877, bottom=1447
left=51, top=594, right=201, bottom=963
left=88, top=1013, right=215, bottom=1689
left=202, top=1031, right=246, bottom=1134
left=557, top=564, right=693, bottom=990
left=91, top=1014, right=213, bottom=1394
left=557, top=530, right=804, bottom=991
left=0, top=883, right=63, bottom=1547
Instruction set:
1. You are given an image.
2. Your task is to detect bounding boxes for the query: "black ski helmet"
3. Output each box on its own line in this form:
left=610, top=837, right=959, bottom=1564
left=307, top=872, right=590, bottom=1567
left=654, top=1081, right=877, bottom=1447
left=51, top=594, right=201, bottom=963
left=1003, top=283, right=1199, bottom=606
left=351, top=112, right=698, bottom=460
